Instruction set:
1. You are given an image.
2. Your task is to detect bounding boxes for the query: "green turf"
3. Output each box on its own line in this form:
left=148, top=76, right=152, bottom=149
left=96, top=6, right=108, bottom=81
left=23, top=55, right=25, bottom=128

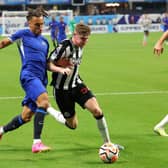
left=1, top=32, right=168, bottom=168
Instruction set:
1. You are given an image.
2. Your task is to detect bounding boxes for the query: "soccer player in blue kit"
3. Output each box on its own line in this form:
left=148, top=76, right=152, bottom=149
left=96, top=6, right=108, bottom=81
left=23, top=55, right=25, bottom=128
left=162, top=12, right=168, bottom=32
left=57, top=16, right=68, bottom=43
left=0, top=7, right=53, bottom=153
left=48, top=16, right=58, bottom=48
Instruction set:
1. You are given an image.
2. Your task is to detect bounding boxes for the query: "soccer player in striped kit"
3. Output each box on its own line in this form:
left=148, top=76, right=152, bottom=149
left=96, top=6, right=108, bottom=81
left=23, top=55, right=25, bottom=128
left=47, top=23, right=124, bottom=149
left=139, top=14, right=152, bottom=46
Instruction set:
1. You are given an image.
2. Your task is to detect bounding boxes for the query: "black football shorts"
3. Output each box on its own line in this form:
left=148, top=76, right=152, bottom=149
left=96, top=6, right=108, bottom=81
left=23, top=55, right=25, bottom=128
left=53, top=83, right=95, bottom=118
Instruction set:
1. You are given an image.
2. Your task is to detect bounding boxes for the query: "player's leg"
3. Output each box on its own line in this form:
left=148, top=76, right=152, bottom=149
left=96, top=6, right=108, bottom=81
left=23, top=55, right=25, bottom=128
left=0, top=106, right=34, bottom=139
left=84, top=97, right=124, bottom=150
left=53, top=35, right=58, bottom=48
left=47, top=87, right=66, bottom=125
left=49, top=88, right=78, bottom=129
left=154, top=114, right=168, bottom=136
left=22, top=76, right=51, bottom=153
left=143, top=31, right=148, bottom=46
left=75, top=83, right=124, bottom=149
left=84, top=97, right=111, bottom=143
left=51, top=32, right=57, bottom=48
left=47, top=106, right=66, bottom=125
left=56, top=89, right=78, bottom=129
left=31, top=92, right=51, bottom=153
left=47, top=106, right=78, bottom=129
left=73, top=83, right=110, bottom=143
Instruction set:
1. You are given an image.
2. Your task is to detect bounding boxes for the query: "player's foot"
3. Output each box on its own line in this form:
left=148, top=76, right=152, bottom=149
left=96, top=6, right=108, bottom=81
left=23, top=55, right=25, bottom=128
left=114, top=143, right=125, bottom=150
left=32, top=142, right=51, bottom=153
left=154, top=126, right=168, bottom=137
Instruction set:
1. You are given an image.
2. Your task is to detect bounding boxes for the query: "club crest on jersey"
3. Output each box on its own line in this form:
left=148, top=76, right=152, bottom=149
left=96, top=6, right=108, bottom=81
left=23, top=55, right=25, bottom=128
left=42, top=41, right=46, bottom=46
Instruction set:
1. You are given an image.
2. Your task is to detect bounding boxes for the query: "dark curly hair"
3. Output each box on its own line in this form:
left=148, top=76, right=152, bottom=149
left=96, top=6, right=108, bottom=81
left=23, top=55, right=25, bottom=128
left=26, top=6, right=48, bottom=21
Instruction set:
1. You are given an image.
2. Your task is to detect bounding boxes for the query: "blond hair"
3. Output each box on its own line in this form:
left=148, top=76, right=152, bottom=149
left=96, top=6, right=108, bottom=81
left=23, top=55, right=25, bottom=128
left=75, top=23, right=91, bottom=36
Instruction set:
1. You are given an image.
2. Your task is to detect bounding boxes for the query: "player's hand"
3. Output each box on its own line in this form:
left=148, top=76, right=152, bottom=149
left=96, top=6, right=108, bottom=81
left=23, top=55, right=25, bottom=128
left=153, top=43, right=164, bottom=56
left=60, top=67, right=72, bottom=76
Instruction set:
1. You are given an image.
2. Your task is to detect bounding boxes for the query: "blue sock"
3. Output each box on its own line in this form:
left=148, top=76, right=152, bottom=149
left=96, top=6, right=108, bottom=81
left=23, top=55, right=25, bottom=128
left=3, top=115, right=25, bottom=133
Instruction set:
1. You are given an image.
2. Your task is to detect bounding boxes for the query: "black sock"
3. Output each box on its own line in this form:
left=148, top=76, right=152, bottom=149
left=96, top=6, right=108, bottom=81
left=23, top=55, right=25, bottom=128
left=34, top=107, right=46, bottom=139
left=3, top=115, right=25, bottom=133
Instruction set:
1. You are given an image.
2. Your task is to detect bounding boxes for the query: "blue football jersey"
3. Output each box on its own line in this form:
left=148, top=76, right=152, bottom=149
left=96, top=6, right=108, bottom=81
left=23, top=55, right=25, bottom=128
left=9, top=29, right=49, bottom=83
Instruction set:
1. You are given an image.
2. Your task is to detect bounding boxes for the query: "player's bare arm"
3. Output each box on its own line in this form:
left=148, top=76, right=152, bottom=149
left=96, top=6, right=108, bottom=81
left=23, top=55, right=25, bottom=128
left=47, top=60, right=72, bottom=75
left=154, top=31, right=168, bottom=55
left=0, top=38, right=12, bottom=49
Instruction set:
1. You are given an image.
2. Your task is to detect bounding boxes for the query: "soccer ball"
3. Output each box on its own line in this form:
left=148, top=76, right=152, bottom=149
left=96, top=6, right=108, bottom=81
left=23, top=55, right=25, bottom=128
left=99, top=143, right=119, bottom=163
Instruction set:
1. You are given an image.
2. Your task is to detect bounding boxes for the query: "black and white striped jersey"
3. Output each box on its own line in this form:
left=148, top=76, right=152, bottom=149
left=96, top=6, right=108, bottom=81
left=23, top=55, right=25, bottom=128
left=49, top=39, right=83, bottom=90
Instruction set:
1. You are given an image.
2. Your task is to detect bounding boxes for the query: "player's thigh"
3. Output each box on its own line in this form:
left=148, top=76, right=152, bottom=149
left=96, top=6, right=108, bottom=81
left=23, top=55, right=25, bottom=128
left=36, top=92, right=49, bottom=108
left=73, top=83, right=94, bottom=108
left=84, top=97, right=101, bottom=112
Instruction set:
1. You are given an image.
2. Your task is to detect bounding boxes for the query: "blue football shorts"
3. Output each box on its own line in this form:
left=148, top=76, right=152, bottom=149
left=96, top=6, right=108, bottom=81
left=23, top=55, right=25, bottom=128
left=21, top=73, right=47, bottom=112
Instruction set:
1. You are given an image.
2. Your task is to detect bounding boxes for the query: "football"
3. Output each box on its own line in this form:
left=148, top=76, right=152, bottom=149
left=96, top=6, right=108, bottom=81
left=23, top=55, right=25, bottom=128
left=99, top=143, right=119, bottom=163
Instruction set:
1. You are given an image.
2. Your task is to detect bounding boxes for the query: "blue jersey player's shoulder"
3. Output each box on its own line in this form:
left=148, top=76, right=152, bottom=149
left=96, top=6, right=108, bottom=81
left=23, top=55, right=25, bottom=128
left=9, top=28, right=32, bottom=42
left=41, top=35, right=49, bottom=44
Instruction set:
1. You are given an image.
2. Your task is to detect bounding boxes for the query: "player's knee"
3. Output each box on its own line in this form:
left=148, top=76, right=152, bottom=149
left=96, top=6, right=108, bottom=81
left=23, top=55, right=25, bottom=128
left=39, top=100, right=50, bottom=110
left=21, top=114, right=33, bottom=122
left=92, top=108, right=103, bottom=118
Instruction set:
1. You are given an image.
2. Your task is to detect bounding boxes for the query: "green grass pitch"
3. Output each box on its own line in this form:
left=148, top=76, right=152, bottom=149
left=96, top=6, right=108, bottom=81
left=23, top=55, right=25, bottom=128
left=0, top=32, right=168, bottom=168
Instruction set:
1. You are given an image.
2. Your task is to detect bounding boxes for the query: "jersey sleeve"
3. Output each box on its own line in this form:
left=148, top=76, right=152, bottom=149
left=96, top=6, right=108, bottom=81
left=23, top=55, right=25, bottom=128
left=9, top=29, right=25, bottom=42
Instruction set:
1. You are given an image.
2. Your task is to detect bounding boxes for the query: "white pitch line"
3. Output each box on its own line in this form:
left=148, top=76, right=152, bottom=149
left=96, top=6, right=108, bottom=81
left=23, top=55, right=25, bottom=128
left=95, top=90, right=168, bottom=96
left=0, top=91, right=168, bottom=100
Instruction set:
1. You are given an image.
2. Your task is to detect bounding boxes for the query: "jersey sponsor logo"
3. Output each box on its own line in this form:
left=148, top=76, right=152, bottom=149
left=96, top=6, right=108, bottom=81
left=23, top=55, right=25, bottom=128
left=70, top=57, right=81, bottom=65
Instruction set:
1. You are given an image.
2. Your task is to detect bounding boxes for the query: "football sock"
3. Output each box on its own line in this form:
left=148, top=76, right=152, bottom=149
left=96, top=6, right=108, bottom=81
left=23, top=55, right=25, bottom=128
left=33, top=139, right=42, bottom=144
left=47, top=106, right=66, bottom=125
left=0, top=126, right=4, bottom=134
left=34, top=107, right=46, bottom=139
left=96, top=115, right=111, bottom=143
left=3, top=115, right=25, bottom=133
left=155, top=114, right=168, bottom=128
